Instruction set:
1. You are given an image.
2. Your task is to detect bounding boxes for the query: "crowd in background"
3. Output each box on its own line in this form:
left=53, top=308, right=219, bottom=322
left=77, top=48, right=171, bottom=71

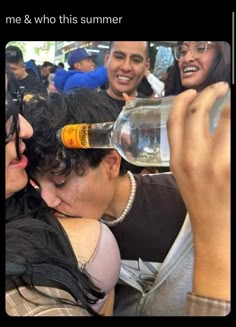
left=5, top=41, right=231, bottom=317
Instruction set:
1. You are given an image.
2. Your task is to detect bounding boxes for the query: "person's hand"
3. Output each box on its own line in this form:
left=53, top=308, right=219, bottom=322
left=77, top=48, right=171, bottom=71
left=122, top=93, right=135, bottom=104
left=167, top=82, right=230, bottom=300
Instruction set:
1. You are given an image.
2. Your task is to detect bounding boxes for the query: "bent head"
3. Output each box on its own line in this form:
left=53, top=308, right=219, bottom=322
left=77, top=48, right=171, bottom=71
left=24, top=90, right=127, bottom=218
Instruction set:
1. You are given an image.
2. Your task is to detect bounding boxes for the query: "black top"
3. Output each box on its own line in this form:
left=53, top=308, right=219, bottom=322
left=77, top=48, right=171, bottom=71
left=110, top=173, right=186, bottom=262
left=5, top=184, right=77, bottom=290
left=98, top=89, right=148, bottom=115
left=7, top=73, right=48, bottom=98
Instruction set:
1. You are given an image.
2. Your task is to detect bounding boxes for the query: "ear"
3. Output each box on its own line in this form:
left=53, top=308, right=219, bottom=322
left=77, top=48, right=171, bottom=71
left=74, top=62, right=81, bottom=70
left=103, top=150, right=121, bottom=178
left=146, top=58, right=151, bottom=70
left=104, top=51, right=110, bottom=67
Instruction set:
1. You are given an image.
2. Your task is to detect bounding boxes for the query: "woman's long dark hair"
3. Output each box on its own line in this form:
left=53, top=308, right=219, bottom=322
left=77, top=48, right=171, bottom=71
left=165, top=41, right=231, bottom=95
left=6, top=184, right=105, bottom=315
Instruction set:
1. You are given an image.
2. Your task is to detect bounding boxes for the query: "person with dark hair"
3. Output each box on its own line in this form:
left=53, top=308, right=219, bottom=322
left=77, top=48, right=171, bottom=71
left=5, top=79, right=121, bottom=316
left=165, top=41, right=230, bottom=96
left=100, top=41, right=162, bottom=174
left=48, top=64, right=59, bottom=93
left=41, top=61, right=54, bottom=88
left=58, top=62, right=65, bottom=69
left=6, top=46, right=48, bottom=99
left=5, top=45, right=24, bottom=62
left=102, top=41, right=150, bottom=105
left=137, top=75, right=154, bottom=97
left=23, top=83, right=230, bottom=316
left=54, top=48, right=108, bottom=93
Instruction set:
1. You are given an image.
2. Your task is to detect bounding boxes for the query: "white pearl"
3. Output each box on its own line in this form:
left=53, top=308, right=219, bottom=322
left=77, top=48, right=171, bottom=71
left=101, top=171, right=136, bottom=226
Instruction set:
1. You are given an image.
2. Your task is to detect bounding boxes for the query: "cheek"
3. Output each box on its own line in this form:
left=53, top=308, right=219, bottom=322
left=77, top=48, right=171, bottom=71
left=202, top=62, right=213, bottom=77
left=5, top=153, right=11, bottom=172
left=201, top=51, right=216, bottom=74
left=75, top=180, right=111, bottom=214
left=134, top=67, right=145, bottom=82
left=109, top=61, right=119, bottom=74
left=74, top=181, right=100, bottom=203
left=62, top=179, right=94, bottom=208
left=194, top=62, right=211, bottom=86
left=5, top=145, right=13, bottom=182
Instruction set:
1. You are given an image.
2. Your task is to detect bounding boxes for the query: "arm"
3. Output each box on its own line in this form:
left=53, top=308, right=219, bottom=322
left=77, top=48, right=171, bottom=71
left=58, top=217, right=120, bottom=316
left=65, top=66, right=108, bottom=92
left=98, top=289, right=115, bottom=316
left=167, top=82, right=230, bottom=316
left=6, top=286, right=91, bottom=316
left=144, top=70, right=165, bottom=96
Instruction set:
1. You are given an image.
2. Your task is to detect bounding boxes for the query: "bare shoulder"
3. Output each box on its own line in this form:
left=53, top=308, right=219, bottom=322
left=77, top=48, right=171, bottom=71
left=58, top=217, right=101, bottom=264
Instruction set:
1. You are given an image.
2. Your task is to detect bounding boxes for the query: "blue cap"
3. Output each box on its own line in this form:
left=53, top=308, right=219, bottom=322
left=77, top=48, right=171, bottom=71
left=68, top=48, right=92, bottom=67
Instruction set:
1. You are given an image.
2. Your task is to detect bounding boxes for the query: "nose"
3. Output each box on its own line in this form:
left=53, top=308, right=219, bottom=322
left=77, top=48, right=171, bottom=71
left=40, top=186, right=62, bottom=208
left=184, top=48, right=195, bottom=61
left=19, top=114, right=33, bottom=139
left=120, top=57, right=132, bottom=71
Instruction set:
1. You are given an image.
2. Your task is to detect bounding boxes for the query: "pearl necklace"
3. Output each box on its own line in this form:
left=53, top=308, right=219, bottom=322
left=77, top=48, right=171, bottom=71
left=101, top=171, right=136, bottom=226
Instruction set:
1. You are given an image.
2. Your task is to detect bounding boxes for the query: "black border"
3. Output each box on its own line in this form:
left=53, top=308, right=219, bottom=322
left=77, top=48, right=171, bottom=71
left=1, top=9, right=234, bottom=322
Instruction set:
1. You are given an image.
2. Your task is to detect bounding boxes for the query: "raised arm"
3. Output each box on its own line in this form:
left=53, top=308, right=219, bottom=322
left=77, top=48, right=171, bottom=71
left=167, top=82, right=230, bottom=316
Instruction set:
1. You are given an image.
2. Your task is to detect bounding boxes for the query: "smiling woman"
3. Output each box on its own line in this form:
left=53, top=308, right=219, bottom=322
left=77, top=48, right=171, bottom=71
left=165, top=41, right=230, bottom=95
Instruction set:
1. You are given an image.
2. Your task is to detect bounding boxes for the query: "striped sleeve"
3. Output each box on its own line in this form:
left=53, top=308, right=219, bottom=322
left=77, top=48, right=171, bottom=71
left=186, top=292, right=230, bottom=316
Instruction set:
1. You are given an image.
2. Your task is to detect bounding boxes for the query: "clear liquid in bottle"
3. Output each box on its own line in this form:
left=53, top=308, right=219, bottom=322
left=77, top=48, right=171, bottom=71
left=112, top=91, right=230, bottom=167
left=57, top=90, right=230, bottom=167
left=112, top=97, right=172, bottom=167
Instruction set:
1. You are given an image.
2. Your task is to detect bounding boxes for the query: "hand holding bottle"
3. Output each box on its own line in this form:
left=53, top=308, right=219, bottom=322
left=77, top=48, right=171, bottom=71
left=167, top=82, right=230, bottom=301
left=57, top=85, right=230, bottom=167
left=122, top=92, right=135, bottom=104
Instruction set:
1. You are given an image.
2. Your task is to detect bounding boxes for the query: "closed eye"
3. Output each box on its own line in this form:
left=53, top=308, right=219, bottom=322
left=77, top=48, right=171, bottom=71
left=55, top=180, right=66, bottom=189
left=52, top=169, right=72, bottom=189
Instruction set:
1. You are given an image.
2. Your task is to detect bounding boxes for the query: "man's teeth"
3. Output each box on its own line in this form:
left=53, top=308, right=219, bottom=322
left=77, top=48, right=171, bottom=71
left=118, top=76, right=130, bottom=81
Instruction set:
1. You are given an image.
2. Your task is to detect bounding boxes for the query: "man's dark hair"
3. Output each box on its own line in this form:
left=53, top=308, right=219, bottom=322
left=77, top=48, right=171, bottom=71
left=58, top=62, right=65, bottom=69
left=109, top=41, right=150, bottom=58
left=42, top=61, right=54, bottom=68
left=24, top=89, right=129, bottom=179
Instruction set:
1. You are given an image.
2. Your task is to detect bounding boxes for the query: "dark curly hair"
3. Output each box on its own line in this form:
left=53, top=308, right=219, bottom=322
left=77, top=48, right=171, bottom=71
left=24, top=89, right=128, bottom=179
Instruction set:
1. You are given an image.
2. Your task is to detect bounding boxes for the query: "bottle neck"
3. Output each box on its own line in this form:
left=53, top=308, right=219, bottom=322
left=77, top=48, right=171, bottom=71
left=87, top=121, right=114, bottom=148
left=58, top=122, right=115, bottom=149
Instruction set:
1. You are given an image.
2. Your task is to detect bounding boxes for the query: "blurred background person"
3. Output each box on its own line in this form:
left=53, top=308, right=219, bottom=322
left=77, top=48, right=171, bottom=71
left=54, top=48, right=108, bottom=93
left=6, top=45, right=48, bottom=98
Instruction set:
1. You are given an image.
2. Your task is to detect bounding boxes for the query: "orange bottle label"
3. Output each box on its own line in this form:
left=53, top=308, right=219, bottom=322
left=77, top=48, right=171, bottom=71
left=61, top=124, right=90, bottom=148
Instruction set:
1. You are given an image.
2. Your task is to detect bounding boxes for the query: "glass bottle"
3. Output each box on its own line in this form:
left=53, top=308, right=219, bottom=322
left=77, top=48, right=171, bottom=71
left=57, top=91, right=230, bottom=167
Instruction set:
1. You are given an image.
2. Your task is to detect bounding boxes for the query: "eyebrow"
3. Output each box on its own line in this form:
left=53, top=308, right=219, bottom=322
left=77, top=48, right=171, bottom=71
left=113, top=50, right=144, bottom=60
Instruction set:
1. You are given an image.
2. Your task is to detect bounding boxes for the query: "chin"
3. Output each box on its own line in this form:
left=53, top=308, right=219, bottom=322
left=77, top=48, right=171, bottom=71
left=6, top=175, right=29, bottom=198
left=181, top=77, right=200, bottom=89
